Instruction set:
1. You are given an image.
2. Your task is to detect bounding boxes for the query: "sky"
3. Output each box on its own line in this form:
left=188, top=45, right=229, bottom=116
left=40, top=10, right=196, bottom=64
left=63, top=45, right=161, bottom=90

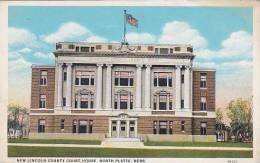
left=8, top=6, right=253, bottom=116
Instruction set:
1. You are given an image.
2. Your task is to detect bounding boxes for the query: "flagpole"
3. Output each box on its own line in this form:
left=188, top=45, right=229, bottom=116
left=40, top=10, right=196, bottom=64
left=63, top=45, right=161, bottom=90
left=123, top=10, right=126, bottom=45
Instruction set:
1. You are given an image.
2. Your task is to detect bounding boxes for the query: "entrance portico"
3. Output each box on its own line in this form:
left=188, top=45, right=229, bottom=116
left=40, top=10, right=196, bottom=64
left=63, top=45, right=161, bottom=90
left=109, top=113, right=138, bottom=138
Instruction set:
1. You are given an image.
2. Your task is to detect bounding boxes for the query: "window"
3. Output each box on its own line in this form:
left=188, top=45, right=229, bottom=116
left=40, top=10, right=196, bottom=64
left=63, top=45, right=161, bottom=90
left=148, top=46, right=154, bottom=51
left=108, top=45, right=112, bottom=50
left=114, top=91, right=133, bottom=110
left=181, top=121, right=185, bottom=132
left=159, top=121, right=167, bottom=134
left=155, top=48, right=158, bottom=54
left=153, top=121, right=157, bottom=134
left=68, top=44, right=75, bottom=49
left=91, top=47, right=94, bottom=52
left=153, top=92, right=172, bottom=110
left=75, top=71, right=95, bottom=86
left=60, top=119, right=65, bottom=130
left=200, top=73, right=207, bottom=88
left=160, top=48, right=168, bottom=54
left=154, top=72, right=172, bottom=87
left=200, top=122, right=207, bottom=135
left=175, top=47, right=180, bottom=51
left=187, top=47, right=193, bottom=52
left=38, top=119, right=45, bottom=133
left=170, top=48, right=173, bottom=53
left=181, top=99, right=184, bottom=109
left=63, top=97, right=66, bottom=107
left=159, top=95, right=167, bottom=110
left=56, top=43, right=62, bottom=50
left=80, top=93, right=94, bottom=109
left=137, top=46, right=141, bottom=50
left=115, top=71, right=134, bottom=86
left=39, top=95, right=46, bottom=108
left=169, top=121, right=173, bottom=134
left=96, top=45, right=102, bottom=50
left=63, top=72, right=67, bottom=81
left=40, top=71, right=47, bottom=86
left=75, top=95, right=78, bottom=108
left=81, top=47, right=89, bottom=52
left=200, top=97, right=207, bottom=111
left=72, top=120, right=77, bottom=133
left=78, top=120, right=87, bottom=133
left=181, top=74, right=184, bottom=84
left=76, top=47, right=79, bottom=52
left=89, top=120, right=93, bottom=133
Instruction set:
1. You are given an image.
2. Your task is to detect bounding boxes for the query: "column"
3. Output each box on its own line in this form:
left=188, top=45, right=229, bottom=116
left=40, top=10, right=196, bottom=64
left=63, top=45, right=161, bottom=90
left=105, top=64, right=112, bottom=109
left=96, top=64, right=103, bottom=109
left=175, top=65, right=181, bottom=110
left=116, top=120, right=120, bottom=138
left=66, top=63, right=72, bottom=109
left=77, top=94, right=81, bottom=109
left=144, top=64, right=151, bottom=110
left=135, top=64, right=142, bottom=110
left=126, top=120, right=130, bottom=138
left=56, top=63, right=63, bottom=108
left=184, top=66, right=191, bottom=109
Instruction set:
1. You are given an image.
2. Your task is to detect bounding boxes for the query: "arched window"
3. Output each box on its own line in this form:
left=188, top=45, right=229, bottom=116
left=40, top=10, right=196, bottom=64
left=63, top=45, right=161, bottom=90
left=75, top=89, right=94, bottom=109
left=153, top=91, right=173, bottom=110
left=114, top=90, right=133, bottom=110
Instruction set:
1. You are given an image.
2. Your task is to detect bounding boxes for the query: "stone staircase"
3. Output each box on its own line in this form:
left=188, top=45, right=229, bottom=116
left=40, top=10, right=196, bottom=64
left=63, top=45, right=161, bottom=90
left=101, top=138, right=144, bottom=148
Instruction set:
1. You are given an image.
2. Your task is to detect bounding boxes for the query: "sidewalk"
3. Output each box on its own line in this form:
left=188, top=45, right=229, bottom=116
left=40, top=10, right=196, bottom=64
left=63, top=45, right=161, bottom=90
left=8, top=143, right=253, bottom=151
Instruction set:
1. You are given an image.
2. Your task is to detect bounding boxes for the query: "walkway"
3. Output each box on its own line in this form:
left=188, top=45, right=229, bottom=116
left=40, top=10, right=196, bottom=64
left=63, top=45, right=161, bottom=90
left=8, top=143, right=253, bottom=151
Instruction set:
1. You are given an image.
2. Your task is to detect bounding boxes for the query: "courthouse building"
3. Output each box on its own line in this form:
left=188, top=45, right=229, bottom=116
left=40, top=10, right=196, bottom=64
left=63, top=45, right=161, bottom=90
left=29, top=42, right=216, bottom=142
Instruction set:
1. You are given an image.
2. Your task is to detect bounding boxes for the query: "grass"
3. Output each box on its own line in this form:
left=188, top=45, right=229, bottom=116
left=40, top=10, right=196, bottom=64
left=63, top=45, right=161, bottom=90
left=8, top=146, right=252, bottom=158
left=8, top=138, right=101, bottom=145
left=144, top=141, right=253, bottom=148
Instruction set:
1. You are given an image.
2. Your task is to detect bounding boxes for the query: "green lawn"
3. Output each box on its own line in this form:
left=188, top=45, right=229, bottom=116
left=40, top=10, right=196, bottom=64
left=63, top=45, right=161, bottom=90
left=8, top=138, right=101, bottom=145
left=8, top=146, right=252, bottom=158
left=144, top=141, right=253, bottom=148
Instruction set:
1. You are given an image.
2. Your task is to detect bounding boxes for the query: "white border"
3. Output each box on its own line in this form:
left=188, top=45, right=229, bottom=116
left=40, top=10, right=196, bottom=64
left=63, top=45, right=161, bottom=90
left=0, top=1, right=259, bottom=163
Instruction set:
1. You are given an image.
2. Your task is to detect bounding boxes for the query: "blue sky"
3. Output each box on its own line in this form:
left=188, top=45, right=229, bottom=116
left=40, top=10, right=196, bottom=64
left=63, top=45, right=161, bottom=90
left=8, top=6, right=253, bottom=110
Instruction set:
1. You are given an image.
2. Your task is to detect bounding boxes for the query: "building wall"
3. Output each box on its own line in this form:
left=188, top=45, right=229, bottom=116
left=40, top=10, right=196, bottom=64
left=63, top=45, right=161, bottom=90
left=31, top=68, right=55, bottom=109
left=30, top=115, right=108, bottom=133
left=192, top=70, right=215, bottom=112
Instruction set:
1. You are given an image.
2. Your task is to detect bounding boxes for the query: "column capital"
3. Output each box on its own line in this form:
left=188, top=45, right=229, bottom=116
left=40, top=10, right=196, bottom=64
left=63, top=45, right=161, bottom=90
left=175, top=65, right=182, bottom=69
left=184, top=65, right=191, bottom=70
left=97, top=63, right=103, bottom=67
left=145, top=64, right=152, bottom=68
left=106, top=64, right=113, bottom=67
left=57, top=63, right=63, bottom=67
left=136, top=64, right=143, bottom=68
left=66, top=63, right=73, bottom=67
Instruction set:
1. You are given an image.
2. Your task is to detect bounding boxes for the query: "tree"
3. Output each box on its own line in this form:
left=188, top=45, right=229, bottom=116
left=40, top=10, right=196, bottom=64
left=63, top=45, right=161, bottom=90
left=227, top=98, right=252, bottom=142
left=8, top=104, right=29, bottom=138
left=216, top=108, right=223, bottom=124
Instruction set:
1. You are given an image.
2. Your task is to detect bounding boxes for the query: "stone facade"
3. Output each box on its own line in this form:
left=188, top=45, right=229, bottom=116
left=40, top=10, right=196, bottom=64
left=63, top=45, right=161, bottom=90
left=29, top=42, right=216, bottom=142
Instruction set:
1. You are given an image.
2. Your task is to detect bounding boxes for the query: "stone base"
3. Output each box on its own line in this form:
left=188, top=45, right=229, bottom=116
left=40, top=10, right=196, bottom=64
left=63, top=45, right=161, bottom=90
left=29, top=133, right=105, bottom=140
left=101, top=138, right=144, bottom=147
left=140, top=134, right=216, bottom=142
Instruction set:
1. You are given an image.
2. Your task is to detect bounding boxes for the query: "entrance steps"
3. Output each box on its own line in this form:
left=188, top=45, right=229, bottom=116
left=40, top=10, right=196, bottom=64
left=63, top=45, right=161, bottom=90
left=101, top=138, right=144, bottom=148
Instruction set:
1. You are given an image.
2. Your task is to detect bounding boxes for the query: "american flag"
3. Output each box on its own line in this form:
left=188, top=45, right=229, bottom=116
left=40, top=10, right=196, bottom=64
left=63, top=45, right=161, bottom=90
left=126, top=13, right=138, bottom=27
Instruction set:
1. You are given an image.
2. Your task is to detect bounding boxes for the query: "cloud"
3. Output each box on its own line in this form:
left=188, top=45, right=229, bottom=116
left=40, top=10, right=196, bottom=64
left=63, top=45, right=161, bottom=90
left=19, top=48, right=32, bottom=53
left=197, top=31, right=252, bottom=60
left=159, top=21, right=208, bottom=49
left=126, top=32, right=156, bottom=44
left=33, top=52, right=54, bottom=59
left=9, top=27, right=37, bottom=48
left=86, top=36, right=108, bottom=43
left=42, top=22, right=90, bottom=44
left=8, top=57, right=32, bottom=72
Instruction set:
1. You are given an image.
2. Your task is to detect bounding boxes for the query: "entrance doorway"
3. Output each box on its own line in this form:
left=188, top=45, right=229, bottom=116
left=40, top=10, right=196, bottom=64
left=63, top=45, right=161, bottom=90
left=110, top=119, right=137, bottom=138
